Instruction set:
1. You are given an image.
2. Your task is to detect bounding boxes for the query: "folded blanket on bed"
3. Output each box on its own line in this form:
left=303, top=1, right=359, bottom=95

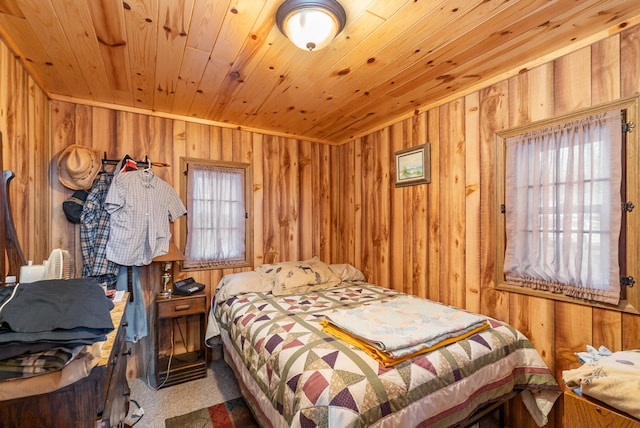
left=321, top=318, right=489, bottom=367
left=321, top=295, right=490, bottom=365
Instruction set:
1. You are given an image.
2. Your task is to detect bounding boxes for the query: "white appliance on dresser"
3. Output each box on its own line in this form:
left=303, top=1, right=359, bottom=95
left=19, top=248, right=73, bottom=282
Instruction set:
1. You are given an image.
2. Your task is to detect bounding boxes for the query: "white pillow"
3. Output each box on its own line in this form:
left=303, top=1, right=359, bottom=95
left=329, top=263, right=366, bottom=282
left=215, top=271, right=272, bottom=302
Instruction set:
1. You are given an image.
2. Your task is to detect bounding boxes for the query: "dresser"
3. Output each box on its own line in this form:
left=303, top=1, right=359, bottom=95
left=564, top=389, right=640, bottom=428
left=0, top=294, right=130, bottom=428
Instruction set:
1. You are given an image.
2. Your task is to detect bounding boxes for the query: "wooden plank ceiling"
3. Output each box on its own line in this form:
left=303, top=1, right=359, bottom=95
left=1, top=0, right=639, bottom=145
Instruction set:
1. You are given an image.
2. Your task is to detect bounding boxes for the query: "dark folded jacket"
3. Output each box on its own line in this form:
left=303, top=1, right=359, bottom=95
left=0, top=278, right=114, bottom=359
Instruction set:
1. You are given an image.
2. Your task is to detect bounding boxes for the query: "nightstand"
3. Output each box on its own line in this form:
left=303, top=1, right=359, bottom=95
left=154, top=293, right=207, bottom=388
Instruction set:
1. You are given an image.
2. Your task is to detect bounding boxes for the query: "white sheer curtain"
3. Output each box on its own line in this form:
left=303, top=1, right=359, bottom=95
left=503, top=110, right=622, bottom=305
left=184, top=163, right=246, bottom=268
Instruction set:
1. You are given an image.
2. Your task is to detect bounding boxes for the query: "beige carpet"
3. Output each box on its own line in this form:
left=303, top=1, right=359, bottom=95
left=126, top=359, right=242, bottom=428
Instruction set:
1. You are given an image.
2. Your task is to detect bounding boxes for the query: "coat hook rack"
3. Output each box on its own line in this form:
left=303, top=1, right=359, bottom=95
left=100, top=152, right=170, bottom=175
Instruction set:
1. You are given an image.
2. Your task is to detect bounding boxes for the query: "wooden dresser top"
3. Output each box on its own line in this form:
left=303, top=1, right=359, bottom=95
left=96, top=292, right=128, bottom=367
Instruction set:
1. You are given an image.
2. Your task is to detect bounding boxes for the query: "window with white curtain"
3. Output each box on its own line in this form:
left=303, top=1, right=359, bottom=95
left=496, top=98, right=639, bottom=312
left=182, top=159, right=252, bottom=269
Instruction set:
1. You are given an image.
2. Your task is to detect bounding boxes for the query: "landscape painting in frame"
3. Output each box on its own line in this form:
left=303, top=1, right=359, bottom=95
left=395, top=143, right=430, bottom=187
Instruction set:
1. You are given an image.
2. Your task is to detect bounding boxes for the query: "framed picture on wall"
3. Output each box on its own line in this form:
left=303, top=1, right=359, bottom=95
left=394, top=143, right=430, bottom=187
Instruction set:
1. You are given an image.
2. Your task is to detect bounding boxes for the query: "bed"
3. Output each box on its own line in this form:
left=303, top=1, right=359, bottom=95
left=206, top=259, right=561, bottom=427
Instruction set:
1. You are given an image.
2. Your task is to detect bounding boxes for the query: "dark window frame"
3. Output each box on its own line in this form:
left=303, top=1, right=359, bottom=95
left=495, top=96, right=639, bottom=314
left=179, top=157, right=253, bottom=271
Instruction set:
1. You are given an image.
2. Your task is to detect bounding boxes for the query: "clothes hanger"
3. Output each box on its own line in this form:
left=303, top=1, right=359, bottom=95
left=142, top=155, right=153, bottom=175
left=120, top=153, right=137, bottom=173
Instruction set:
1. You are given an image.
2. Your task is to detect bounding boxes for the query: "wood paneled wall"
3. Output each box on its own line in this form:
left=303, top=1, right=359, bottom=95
left=0, top=41, right=50, bottom=265
left=334, top=23, right=640, bottom=427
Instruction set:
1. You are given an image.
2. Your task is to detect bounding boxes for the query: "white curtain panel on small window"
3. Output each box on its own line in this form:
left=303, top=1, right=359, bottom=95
left=503, top=110, right=622, bottom=305
left=185, top=164, right=246, bottom=268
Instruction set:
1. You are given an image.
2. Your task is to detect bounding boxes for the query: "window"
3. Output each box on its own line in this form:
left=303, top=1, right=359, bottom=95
left=181, top=158, right=252, bottom=270
left=496, top=97, right=639, bottom=313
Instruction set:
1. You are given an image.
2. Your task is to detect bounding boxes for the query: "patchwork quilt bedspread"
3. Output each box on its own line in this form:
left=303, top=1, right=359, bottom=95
left=214, top=282, right=560, bottom=428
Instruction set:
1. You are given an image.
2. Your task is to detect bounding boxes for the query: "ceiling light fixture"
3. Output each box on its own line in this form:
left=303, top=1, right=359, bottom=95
left=276, top=0, right=346, bottom=52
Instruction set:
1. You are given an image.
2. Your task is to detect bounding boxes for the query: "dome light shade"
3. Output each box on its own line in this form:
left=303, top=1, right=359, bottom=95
left=276, top=0, right=346, bottom=51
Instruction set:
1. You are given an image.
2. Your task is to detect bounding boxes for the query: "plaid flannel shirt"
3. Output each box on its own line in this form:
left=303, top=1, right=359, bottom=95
left=80, top=174, right=119, bottom=285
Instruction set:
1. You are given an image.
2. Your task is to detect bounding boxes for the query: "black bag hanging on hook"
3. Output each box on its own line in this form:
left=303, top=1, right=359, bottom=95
left=62, top=190, right=88, bottom=223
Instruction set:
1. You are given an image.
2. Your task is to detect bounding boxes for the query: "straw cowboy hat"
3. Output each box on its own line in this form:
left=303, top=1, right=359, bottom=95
left=57, top=144, right=101, bottom=190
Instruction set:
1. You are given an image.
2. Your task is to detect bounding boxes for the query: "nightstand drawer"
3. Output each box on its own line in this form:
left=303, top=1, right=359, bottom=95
left=157, top=295, right=206, bottom=319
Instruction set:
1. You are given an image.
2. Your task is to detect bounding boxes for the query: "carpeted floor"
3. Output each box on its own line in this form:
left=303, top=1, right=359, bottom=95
left=164, top=396, right=258, bottom=428
left=126, top=359, right=243, bottom=428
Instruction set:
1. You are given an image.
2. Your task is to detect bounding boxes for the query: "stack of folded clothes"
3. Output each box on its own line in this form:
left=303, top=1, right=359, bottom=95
left=563, top=348, right=640, bottom=419
left=0, top=278, right=114, bottom=381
